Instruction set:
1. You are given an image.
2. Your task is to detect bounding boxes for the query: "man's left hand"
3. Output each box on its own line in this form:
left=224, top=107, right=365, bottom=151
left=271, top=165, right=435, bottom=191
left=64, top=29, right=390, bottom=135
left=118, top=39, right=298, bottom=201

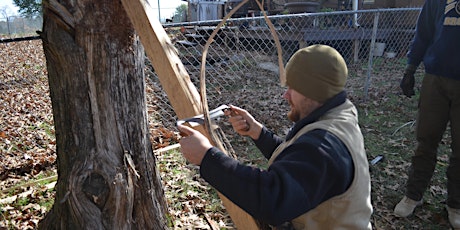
left=400, top=65, right=416, bottom=97
left=178, top=124, right=213, bottom=165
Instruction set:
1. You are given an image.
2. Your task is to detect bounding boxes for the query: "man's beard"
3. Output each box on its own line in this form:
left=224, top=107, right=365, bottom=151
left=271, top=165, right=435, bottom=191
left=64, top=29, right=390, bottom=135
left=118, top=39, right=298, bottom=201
left=287, top=104, right=300, bottom=122
left=287, top=98, right=314, bottom=122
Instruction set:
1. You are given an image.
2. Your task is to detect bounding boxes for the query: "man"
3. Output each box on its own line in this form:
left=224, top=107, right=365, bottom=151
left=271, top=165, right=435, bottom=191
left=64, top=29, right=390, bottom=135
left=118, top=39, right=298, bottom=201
left=178, top=44, right=373, bottom=229
left=394, top=0, right=460, bottom=228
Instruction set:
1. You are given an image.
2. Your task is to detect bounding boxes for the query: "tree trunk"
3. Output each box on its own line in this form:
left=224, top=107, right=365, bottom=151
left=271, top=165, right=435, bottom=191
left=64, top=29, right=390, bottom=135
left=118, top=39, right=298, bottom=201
left=38, top=0, right=168, bottom=229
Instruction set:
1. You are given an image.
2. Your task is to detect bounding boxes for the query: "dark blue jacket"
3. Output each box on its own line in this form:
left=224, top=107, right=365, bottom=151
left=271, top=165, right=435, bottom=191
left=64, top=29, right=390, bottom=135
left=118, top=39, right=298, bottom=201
left=199, top=92, right=354, bottom=226
left=408, top=0, right=460, bottom=80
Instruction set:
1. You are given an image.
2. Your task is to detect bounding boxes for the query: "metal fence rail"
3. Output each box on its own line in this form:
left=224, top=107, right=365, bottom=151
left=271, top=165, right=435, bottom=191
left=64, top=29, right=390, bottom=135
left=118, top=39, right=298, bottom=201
left=147, top=8, right=421, bottom=128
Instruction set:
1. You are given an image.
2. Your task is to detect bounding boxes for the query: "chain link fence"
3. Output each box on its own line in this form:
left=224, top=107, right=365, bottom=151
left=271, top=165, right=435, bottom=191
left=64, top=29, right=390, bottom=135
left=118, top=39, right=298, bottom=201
left=0, top=15, right=42, bottom=36
left=1, top=8, right=422, bottom=135
left=147, top=8, right=421, bottom=130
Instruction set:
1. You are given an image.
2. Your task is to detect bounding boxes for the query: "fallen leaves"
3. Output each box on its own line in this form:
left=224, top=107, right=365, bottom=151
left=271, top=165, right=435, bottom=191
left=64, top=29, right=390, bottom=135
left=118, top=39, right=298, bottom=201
left=0, top=40, right=55, bottom=182
left=1, top=39, right=229, bottom=229
left=1, top=36, right=455, bottom=230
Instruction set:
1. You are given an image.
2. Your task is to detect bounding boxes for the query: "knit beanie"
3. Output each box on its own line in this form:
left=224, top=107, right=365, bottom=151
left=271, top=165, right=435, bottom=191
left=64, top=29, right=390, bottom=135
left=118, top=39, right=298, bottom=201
left=285, top=44, right=348, bottom=103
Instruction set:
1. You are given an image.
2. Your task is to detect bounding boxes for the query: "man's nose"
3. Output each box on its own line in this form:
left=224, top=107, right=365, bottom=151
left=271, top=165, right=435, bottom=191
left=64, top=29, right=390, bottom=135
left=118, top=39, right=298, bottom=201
left=283, top=89, right=290, bottom=99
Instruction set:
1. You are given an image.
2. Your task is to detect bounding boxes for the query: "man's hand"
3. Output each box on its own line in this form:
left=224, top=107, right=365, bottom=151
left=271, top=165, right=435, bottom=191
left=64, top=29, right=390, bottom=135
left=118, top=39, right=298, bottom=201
left=225, top=105, right=263, bottom=140
left=400, top=65, right=416, bottom=97
left=178, top=124, right=213, bottom=165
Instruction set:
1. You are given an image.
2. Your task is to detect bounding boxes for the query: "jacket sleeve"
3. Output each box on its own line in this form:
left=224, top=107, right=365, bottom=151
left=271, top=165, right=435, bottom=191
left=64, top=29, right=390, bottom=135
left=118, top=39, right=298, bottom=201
left=254, top=126, right=284, bottom=159
left=199, top=129, right=353, bottom=226
left=407, top=0, right=438, bottom=67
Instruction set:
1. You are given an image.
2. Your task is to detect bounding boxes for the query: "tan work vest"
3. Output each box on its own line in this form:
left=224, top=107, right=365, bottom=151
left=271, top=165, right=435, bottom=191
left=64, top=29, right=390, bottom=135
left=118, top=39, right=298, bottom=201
left=268, top=100, right=373, bottom=230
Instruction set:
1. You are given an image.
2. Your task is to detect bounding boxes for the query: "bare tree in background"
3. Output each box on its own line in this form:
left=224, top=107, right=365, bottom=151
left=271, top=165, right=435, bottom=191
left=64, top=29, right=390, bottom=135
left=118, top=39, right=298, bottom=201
left=38, top=0, right=169, bottom=228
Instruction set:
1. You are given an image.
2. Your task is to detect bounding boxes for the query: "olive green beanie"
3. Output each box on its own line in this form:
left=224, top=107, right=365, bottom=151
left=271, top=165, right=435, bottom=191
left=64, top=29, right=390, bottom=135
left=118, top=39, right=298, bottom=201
left=285, top=44, right=348, bottom=103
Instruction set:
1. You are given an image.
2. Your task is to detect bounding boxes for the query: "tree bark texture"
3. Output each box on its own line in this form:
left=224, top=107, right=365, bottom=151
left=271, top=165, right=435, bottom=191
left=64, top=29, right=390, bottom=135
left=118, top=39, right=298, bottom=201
left=38, top=0, right=168, bottom=229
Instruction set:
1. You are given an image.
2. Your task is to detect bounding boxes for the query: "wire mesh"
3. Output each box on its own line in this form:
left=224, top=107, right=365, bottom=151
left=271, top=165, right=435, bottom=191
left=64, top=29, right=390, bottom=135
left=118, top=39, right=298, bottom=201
left=1, top=9, right=422, bottom=130
left=147, top=8, right=421, bottom=129
left=0, top=16, right=42, bottom=36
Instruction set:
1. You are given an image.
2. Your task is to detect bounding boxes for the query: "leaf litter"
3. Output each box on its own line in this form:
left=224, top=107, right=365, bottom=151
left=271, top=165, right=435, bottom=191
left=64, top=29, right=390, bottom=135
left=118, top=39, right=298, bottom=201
left=0, top=38, right=454, bottom=229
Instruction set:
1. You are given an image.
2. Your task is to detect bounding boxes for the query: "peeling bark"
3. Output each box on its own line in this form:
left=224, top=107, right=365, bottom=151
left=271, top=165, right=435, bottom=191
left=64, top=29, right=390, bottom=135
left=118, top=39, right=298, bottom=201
left=38, top=0, right=168, bottom=229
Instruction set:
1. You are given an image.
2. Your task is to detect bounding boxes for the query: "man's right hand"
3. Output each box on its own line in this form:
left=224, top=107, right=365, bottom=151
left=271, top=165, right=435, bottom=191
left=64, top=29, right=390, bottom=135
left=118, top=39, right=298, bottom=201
left=225, top=105, right=263, bottom=140
left=400, top=65, right=416, bottom=97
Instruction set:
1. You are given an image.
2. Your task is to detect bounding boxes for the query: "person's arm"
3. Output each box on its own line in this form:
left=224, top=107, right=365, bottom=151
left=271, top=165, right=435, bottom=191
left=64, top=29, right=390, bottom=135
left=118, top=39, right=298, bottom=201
left=226, top=105, right=283, bottom=159
left=254, top=126, right=283, bottom=159
left=177, top=104, right=283, bottom=163
left=401, top=0, right=438, bottom=97
left=407, top=0, right=437, bottom=67
left=200, top=130, right=353, bottom=226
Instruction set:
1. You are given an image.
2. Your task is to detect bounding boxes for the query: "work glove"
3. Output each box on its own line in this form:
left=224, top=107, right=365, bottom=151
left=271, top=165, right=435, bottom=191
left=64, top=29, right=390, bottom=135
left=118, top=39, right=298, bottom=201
left=400, top=64, right=417, bottom=97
